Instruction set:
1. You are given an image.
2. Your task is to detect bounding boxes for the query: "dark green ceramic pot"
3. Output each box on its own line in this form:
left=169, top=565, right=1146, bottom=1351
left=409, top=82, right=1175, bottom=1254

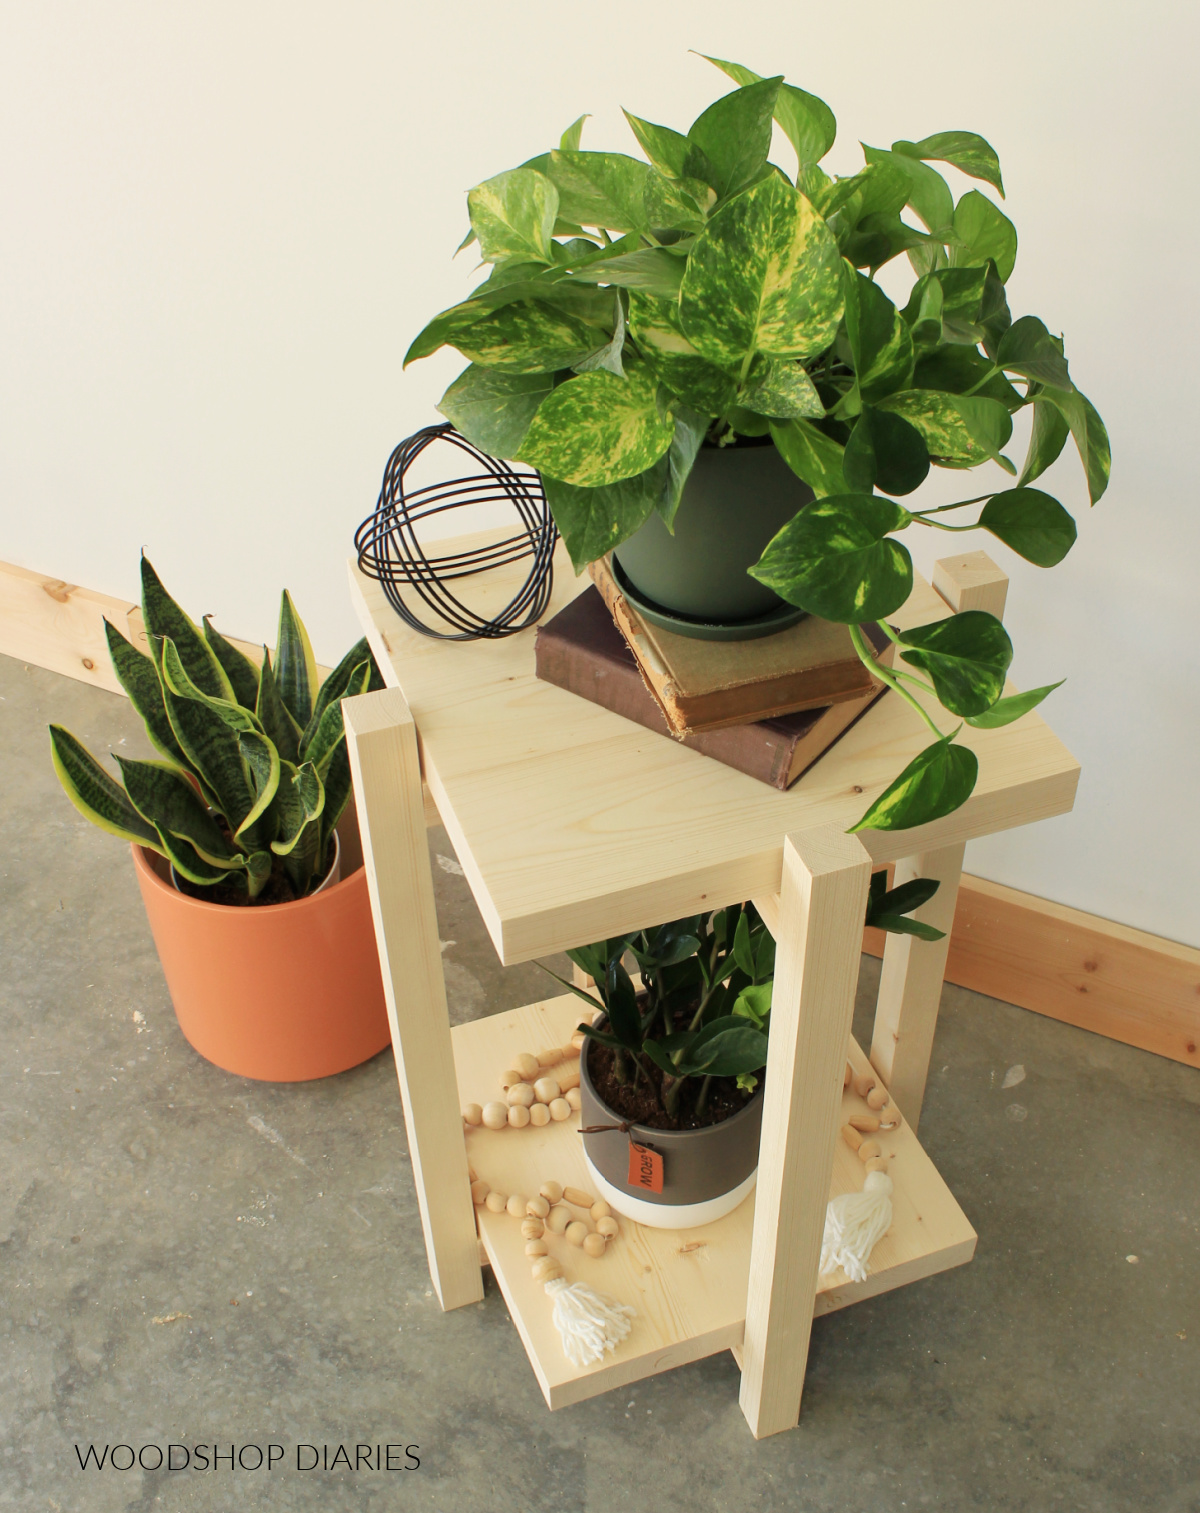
left=613, top=440, right=814, bottom=634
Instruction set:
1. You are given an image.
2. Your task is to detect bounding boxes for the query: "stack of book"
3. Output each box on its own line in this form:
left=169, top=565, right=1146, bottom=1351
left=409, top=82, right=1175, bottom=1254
left=534, top=555, right=893, bottom=792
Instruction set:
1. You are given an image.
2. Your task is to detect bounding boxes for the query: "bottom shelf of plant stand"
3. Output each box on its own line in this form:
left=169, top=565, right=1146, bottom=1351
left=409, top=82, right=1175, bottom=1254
left=454, top=994, right=976, bottom=1410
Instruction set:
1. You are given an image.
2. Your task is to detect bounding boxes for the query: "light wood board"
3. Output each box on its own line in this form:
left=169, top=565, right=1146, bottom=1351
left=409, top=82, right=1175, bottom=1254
left=350, top=540, right=1079, bottom=964
left=453, top=993, right=976, bottom=1410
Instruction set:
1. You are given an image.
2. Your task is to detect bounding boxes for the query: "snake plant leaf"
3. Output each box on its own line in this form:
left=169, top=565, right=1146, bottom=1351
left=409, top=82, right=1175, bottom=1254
left=842, top=406, right=930, bottom=496
left=275, top=590, right=318, bottom=728
left=467, top=168, right=558, bottom=265
left=950, top=190, right=1017, bottom=282
left=311, top=658, right=375, bottom=855
left=913, top=346, right=1023, bottom=409
left=995, top=316, right=1072, bottom=389
left=896, top=131, right=1005, bottom=197
left=302, top=641, right=378, bottom=754
left=270, top=760, right=326, bottom=857
left=544, top=150, right=653, bottom=234
left=876, top=390, right=1014, bottom=470
left=567, top=247, right=687, bottom=298
left=863, top=145, right=954, bottom=237
left=740, top=356, right=824, bottom=419
left=560, top=115, right=589, bottom=151
left=679, top=174, right=843, bottom=368
left=103, top=619, right=188, bottom=769
left=316, top=740, right=351, bottom=862
left=114, top=754, right=241, bottom=868
left=451, top=300, right=609, bottom=374
left=517, top=359, right=674, bottom=488
left=898, top=610, right=1013, bottom=717
left=751, top=492, right=913, bottom=622
left=627, top=292, right=738, bottom=414
left=849, top=732, right=979, bottom=832
left=140, top=557, right=235, bottom=704
left=1017, top=398, right=1071, bottom=488
left=699, top=56, right=836, bottom=168
left=436, top=366, right=554, bottom=458
left=980, top=488, right=1078, bottom=566
left=686, top=76, right=782, bottom=199
left=841, top=265, right=915, bottom=399
left=769, top=418, right=848, bottom=497
left=1034, top=385, right=1111, bottom=503
left=234, top=730, right=282, bottom=841
left=157, top=638, right=260, bottom=826
left=48, top=725, right=160, bottom=848
left=622, top=109, right=691, bottom=177
left=304, top=659, right=371, bottom=775
left=542, top=459, right=667, bottom=573
left=159, top=637, right=260, bottom=735
left=152, top=826, right=234, bottom=887
left=572, top=293, right=626, bottom=377
left=201, top=617, right=260, bottom=710
left=254, top=648, right=302, bottom=765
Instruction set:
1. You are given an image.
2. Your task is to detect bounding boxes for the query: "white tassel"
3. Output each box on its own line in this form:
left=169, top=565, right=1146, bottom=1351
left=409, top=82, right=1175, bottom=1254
left=820, top=1171, right=894, bottom=1283
left=543, top=1278, right=637, bottom=1367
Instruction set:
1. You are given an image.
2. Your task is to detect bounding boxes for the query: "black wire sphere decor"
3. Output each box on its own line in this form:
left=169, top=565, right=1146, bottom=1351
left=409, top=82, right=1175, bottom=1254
left=354, top=424, right=558, bottom=641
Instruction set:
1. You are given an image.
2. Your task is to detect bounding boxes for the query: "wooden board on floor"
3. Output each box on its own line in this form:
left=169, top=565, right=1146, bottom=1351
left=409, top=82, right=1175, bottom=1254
left=453, top=994, right=976, bottom=1410
left=872, top=876, right=1200, bottom=1070
left=351, top=542, right=1080, bottom=965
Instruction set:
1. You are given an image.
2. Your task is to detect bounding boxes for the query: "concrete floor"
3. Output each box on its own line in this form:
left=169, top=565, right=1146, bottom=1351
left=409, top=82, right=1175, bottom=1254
left=3, top=649, right=1198, bottom=1513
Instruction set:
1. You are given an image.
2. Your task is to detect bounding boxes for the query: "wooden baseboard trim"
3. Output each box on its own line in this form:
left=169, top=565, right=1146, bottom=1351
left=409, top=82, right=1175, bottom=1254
left=4, top=556, right=1197, bottom=1068
left=864, top=875, right=1200, bottom=1070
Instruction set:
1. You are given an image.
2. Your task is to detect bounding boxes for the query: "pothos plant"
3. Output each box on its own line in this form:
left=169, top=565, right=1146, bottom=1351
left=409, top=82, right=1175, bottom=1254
left=541, top=877, right=941, bottom=1123
left=405, top=55, right=1110, bottom=831
left=49, top=558, right=383, bottom=902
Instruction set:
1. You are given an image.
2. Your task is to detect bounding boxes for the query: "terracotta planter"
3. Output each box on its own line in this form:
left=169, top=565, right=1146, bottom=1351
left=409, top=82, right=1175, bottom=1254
left=131, top=822, right=390, bottom=1082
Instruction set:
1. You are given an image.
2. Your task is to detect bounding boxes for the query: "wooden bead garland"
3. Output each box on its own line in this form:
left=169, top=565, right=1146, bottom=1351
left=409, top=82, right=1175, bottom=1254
left=461, top=1052, right=637, bottom=1368
left=462, top=1046, right=583, bottom=1133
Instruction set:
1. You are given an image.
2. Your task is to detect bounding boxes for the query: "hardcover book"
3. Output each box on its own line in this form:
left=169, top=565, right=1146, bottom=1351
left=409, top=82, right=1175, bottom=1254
left=535, top=587, right=891, bottom=791
left=587, top=555, right=880, bottom=735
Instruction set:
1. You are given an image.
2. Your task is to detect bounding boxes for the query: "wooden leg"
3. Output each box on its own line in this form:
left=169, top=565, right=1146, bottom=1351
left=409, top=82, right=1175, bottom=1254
left=739, top=825, right=871, bottom=1440
left=342, top=688, right=484, bottom=1312
left=869, top=843, right=965, bottom=1133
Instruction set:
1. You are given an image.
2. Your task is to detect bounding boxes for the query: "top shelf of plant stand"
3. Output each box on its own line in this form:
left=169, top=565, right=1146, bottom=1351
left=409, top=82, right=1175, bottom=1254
left=349, top=541, right=1079, bottom=967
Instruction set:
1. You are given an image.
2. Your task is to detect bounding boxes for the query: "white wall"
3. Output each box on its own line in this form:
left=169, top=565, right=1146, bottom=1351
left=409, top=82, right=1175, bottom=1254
left=3, top=2, right=1196, bottom=944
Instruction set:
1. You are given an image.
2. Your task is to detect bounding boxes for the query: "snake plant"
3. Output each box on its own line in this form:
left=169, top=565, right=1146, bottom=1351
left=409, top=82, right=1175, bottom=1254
left=49, top=558, right=383, bottom=902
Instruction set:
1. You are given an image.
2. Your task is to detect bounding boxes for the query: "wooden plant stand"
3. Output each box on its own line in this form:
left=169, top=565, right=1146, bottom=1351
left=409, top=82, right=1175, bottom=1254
left=342, top=542, right=1078, bottom=1439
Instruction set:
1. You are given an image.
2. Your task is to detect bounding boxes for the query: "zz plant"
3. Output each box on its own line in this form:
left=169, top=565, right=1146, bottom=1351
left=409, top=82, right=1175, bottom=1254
left=405, top=55, right=1109, bottom=831
left=49, top=558, right=383, bottom=902
left=544, top=879, right=940, bottom=1122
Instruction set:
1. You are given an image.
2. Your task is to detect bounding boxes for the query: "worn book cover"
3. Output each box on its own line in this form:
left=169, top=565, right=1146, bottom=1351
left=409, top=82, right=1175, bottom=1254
left=535, top=587, right=891, bottom=790
left=587, top=555, right=882, bottom=734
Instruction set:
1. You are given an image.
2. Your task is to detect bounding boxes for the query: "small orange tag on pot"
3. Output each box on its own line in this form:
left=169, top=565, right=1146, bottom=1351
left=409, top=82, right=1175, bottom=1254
left=627, top=1141, right=663, bottom=1193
